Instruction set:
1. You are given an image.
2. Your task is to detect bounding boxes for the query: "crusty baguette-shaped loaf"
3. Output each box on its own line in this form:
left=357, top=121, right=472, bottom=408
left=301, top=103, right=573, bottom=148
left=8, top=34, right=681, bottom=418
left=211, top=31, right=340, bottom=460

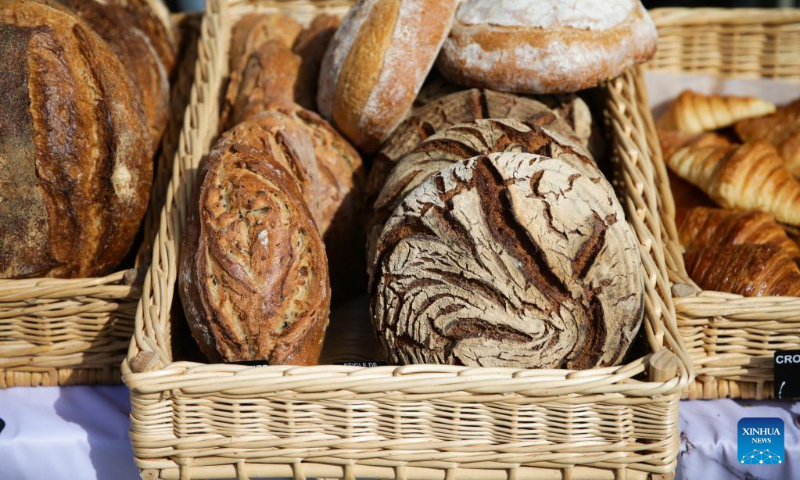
left=179, top=142, right=330, bottom=363
left=662, top=132, right=800, bottom=227
left=292, top=13, right=340, bottom=110
left=734, top=99, right=800, bottom=177
left=367, top=118, right=595, bottom=267
left=658, top=90, right=776, bottom=134
left=366, top=89, right=580, bottom=216
left=0, top=1, right=152, bottom=279
left=41, top=0, right=169, bottom=153
left=218, top=100, right=366, bottom=301
left=226, top=15, right=341, bottom=127
left=371, top=152, right=644, bottom=369
left=317, top=0, right=458, bottom=152
left=677, top=207, right=800, bottom=260
left=685, top=244, right=800, bottom=297
left=222, top=13, right=303, bottom=126
left=226, top=40, right=307, bottom=128
left=437, top=0, right=657, bottom=94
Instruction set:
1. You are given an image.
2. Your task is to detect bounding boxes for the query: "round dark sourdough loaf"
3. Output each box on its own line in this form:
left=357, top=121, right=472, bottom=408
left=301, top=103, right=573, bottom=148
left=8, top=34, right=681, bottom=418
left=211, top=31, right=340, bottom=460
left=367, top=117, right=593, bottom=266
left=366, top=89, right=583, bottom=217
left=371, top=152, right=644, bottom=369
left=0, top=0, right=152, bottom=279
left=179, top=141, right=330, bottom=364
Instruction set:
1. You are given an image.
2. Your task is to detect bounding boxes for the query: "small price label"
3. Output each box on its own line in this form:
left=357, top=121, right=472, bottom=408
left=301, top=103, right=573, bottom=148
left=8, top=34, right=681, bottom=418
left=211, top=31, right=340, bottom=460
left=774, top=350, right=800, bottom=399
left=335, top=361, right=389, bottom=367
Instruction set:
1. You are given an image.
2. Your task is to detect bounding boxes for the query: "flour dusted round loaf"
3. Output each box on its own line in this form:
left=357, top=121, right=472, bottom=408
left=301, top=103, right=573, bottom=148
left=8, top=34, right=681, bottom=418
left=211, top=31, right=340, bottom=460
left=438, top=0, right=657, bottom=94
left=218, top=100, right=366, bottom=301
left=0, top=0, right=152, bottom=279
left=179, top=141, right=330, bottom=364
left=371, top=152, right=644, bottom=369
left=317, top=0, right=457, bottom=152
left=367, top=117, right=594, bottom=267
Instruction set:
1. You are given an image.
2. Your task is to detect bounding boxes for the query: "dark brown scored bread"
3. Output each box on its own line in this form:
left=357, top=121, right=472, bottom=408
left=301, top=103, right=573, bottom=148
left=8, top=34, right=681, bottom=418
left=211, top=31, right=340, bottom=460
left=370, top=152, right=645, bottom=369
left=366, top=89, right=583, bottom=218
left=179, top=141, right=330, bottom=364
left=0, top=0, right=152, bottom=279
left=367, top=117, right=595, bottom=267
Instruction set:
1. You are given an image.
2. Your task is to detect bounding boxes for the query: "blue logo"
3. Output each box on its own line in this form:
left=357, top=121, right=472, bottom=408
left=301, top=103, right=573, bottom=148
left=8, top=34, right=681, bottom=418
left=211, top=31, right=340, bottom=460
left=738, top=417, right=784, bottom=465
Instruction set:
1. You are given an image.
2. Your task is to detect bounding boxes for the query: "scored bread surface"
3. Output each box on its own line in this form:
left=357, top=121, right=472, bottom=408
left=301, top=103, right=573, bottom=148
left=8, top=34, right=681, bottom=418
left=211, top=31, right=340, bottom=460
left=0, top=1, right=152, bottom=279
left=179, top=142, right=330, bottom=364
left=371, top=152, right=644, bottom=369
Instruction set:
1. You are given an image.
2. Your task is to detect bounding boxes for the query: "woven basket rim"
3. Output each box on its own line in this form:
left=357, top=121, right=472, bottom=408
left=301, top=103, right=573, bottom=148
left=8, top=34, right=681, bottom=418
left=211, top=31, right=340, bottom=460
left=650, top=7, right=800, bottom=27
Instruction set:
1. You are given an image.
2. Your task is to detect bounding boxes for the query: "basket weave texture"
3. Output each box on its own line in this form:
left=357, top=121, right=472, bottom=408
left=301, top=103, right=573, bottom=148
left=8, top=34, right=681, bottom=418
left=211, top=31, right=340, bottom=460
left=0, top=13, right=197, bottom=388
left=123, top=1, right=692, bottom=479
left=647, top=8, right=800, bottom=401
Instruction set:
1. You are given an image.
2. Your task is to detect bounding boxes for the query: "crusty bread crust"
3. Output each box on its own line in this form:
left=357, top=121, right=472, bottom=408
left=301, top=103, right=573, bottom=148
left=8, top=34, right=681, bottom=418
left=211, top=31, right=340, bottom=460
left=0, top=0, right=152, bottom=279
left=179, top=141, right=330, bottom=364
left=438, top=0, right=657, bottom=94
left=318, top=0, right=457, bottom=152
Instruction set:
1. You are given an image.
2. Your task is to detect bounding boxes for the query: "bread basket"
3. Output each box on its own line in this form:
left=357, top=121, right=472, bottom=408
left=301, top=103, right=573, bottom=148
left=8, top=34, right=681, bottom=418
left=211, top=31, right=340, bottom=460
left=123, top=1, right=691, bottom=479
left=0, top=13, right=199, bottom=388
left=647, top=8, right=800, bottom=400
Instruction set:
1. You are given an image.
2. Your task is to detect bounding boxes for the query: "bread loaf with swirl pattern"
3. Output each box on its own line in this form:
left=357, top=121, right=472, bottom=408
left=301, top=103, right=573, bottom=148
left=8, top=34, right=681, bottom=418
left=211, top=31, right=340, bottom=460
left=368, top=118, right=595, bottom=267
left=179, top=141, right=330, bottom=363
left=371, top=152, right=644, bottom=369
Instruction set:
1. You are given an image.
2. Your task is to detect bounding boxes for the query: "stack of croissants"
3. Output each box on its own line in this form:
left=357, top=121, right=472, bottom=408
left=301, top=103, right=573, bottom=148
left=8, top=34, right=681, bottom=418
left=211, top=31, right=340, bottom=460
left=657, top=91, right=800, bottom=297
left=176, top=0, right=662, bottom=369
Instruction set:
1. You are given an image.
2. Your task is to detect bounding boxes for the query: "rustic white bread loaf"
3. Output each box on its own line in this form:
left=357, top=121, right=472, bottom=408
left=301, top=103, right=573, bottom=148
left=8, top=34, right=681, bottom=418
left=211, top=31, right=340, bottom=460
left=317, top=0, right=457, bottom=152
left=438, top=0, right=657, bottom=94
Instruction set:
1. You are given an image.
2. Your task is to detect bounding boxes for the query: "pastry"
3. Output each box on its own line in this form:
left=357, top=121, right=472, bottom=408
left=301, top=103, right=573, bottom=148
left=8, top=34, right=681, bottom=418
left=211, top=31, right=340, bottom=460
left=371, top=152, right=644, bottom=368
left=317, top=0, right=458, bottom=152
left=437, top=0, right=657, bottom=94
left=685, top=244, right=800, bottom=297
left=179, top=141, right=330, bottom=363
left=661, top=131, right=800, bottom=226
left=734, top=99, right=800, bottom=177
left=677, top=207, right=800, bottom=260
left=657, top=90, right=776, bottom=134
left=0, top=0, right=152, bottom=279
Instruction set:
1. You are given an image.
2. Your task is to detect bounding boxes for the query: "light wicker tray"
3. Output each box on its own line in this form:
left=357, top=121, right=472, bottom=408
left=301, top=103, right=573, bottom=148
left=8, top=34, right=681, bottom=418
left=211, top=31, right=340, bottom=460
left=123, top=1, right=692, bottom=479
left=648, top=8, right=800, bottom=400
left=0, top=13, right=199, bottom=388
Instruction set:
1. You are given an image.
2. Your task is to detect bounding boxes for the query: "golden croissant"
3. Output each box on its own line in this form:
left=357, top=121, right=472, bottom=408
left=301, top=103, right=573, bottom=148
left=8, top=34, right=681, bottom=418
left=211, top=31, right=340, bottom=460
left=685, top=244, right=800, bottom=297
left=658, top=90, right=775, bottom=134
left=734, top=99, right=800, bottom=177
left=661, top=131, right=800, bottom=226
left=677, top=207, right=800, bottom=260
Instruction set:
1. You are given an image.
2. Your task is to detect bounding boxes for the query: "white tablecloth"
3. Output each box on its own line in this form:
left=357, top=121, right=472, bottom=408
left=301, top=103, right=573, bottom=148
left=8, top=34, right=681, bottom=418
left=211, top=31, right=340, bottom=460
left=1, top=386, right=799, bottom=480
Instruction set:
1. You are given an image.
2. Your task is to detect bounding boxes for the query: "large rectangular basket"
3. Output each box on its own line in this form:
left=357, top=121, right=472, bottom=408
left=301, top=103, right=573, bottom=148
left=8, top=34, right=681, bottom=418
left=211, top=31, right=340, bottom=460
left=123, top=1, right=692, bottom=479
left=648, top=8, right=800, bottom=400
left=0, top=14, right=200, bottom=388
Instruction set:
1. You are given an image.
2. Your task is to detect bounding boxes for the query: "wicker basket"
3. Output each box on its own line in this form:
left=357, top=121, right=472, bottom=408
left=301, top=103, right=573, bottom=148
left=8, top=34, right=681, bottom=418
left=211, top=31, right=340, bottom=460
left=648, top=8, right=800, bottom=400
left=0, top=13, right=199, bottom=388
left=123, top=1, right=691, bottom=479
